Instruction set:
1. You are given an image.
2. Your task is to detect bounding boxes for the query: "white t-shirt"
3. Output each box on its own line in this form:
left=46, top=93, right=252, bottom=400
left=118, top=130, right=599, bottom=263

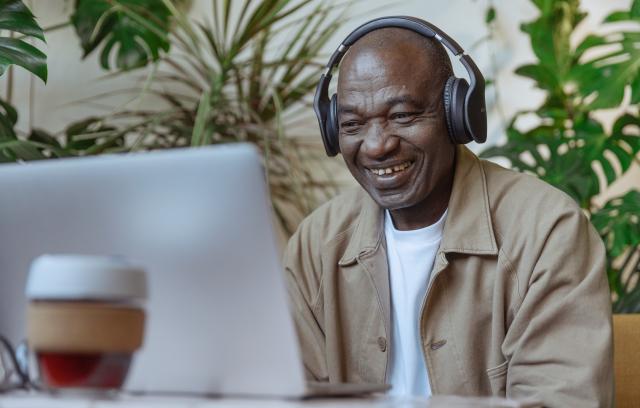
left=384, top=209, right=447, bottom=397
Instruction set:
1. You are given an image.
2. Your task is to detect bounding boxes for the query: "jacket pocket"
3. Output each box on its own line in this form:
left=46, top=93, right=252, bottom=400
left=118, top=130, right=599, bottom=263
left=486, top=360, right=508, bottom=396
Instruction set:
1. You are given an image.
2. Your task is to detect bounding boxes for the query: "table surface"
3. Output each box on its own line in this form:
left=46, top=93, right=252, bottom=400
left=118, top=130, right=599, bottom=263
left=0, top=392, right=541, bottom=408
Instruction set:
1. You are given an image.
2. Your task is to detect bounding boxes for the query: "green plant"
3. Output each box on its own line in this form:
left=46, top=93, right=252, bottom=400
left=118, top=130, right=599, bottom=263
left=0, top=0, right=46, bottom=82
left=1, top=0, right=180, bottom=86
left=0, top=0, right=47, bottom=160
left=480, top=0, right=640, bottom=312
left=95, top=0, right=346, bottom=234
left=0, top=0, right=345, bottom=235
left=71, top=0, right=173, bottom=70
left=1, top=0, right=175, bottom=159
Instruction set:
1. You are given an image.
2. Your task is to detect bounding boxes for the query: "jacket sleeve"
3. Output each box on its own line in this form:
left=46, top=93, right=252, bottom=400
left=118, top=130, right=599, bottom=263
left=504, top=207, right=614, bottom=407
left=283, top=220, right=329, bottom=381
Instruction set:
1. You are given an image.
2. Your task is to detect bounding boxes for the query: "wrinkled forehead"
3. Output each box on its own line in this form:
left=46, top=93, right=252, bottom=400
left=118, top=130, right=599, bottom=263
left=337, top=27, right=442, bottom=83
left=337, top=45, right=441, bottom=101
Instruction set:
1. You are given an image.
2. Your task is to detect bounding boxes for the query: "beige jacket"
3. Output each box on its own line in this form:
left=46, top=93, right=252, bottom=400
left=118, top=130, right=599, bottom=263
left=284, top=146, right=613, bottom=407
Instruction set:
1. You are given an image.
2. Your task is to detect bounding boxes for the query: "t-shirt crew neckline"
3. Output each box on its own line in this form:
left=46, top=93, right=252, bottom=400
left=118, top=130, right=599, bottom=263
left=385, top=208, right=448, bottom=244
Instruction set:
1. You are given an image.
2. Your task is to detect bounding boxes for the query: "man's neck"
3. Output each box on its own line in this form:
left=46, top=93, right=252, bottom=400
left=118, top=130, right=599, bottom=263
left=388, top=173, right=453, bottom=231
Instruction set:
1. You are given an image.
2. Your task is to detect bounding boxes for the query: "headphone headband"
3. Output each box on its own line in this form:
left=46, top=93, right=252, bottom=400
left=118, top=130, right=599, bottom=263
left=314, top=16, right=487, bottom=156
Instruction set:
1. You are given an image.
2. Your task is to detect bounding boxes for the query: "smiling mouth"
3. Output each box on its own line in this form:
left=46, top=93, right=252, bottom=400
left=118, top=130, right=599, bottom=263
left=367, top=161, right=414, bottom=176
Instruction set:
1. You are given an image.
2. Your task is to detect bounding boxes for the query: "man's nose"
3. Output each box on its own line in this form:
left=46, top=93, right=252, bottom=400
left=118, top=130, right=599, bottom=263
left=361, top=123, right=400, bottom=159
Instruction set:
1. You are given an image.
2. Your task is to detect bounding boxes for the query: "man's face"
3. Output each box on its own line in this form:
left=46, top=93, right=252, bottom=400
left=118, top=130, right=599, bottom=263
left=337, top=46, right=455, bottom=211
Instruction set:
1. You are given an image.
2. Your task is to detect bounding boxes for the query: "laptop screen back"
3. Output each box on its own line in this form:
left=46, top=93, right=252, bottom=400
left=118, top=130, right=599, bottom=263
left=0, top=144, right=306, bottom=396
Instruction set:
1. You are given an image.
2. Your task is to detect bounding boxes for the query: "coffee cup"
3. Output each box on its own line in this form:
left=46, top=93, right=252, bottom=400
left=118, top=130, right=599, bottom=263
left=25, top=255, right=147, bottom=390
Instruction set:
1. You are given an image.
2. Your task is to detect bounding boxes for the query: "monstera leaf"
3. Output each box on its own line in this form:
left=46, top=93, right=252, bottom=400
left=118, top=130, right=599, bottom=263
left=481, top=0, right=640, bottom=205
left=519, top=0, right=584, bottom=80
left=481, top=112, right=640, bottom=206
left=592, top=190, right=640, bottom=313
left=61, top=117, right=122, bottom=154
left=593, top=190, right=640, bottom=260
left=0, top=96, right=126, bottom=161
left=0, top=98, right=17, bottom=140
left=0, top=97, right=47, bottom=162
left=71, top=0, right=171, bottom=70
left=571, top=9, right=640, bottom=109
left=0, top=0, right=47, bottom=82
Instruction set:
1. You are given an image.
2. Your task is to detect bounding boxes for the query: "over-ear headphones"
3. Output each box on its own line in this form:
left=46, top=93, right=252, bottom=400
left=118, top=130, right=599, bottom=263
left=313, top=16, right=487, bottom=157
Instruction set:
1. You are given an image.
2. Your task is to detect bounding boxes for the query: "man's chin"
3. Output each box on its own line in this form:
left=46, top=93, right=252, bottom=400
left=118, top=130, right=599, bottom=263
left=368, top=189, right=415, bottom=211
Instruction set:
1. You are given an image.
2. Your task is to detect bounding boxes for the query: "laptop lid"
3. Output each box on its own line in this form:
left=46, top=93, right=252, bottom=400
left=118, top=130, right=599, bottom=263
left=0, top=144, right=307, bottom=397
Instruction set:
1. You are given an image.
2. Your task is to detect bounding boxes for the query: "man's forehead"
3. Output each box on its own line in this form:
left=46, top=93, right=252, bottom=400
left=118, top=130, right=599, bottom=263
left=339, top=46, right=429, bottom=79
left=337, top=44, right=441, bottom=94
left=339, top=49, right=392, bottom=82
left=336, top=48, right=439, bottom=100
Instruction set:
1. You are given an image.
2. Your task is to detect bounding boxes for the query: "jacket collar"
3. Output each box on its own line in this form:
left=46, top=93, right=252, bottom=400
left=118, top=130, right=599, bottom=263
left=440, top=145, right=498, bottom=255
left=339, top=145, right=498, bottom=266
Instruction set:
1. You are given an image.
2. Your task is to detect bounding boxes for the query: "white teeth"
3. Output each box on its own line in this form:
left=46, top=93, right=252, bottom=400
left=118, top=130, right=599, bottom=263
left=370, top=161, right=412, bottom=176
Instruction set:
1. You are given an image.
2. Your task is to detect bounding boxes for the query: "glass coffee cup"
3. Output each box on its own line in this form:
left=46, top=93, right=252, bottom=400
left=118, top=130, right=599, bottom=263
left=25, top=255, right=147, bottom=390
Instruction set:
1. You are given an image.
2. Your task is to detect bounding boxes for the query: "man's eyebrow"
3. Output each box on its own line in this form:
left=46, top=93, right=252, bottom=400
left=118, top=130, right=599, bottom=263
left=385, top=95, right=423, bottom=108
left=338, top=105, right=359, bottom=115
left=338, top=96, right=424, bottom=115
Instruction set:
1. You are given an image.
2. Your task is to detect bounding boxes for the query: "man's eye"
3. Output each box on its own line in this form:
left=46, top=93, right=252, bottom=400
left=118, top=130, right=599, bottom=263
left=390, top=112, right=416, bottom=123
left=340, top=121, right=362, bottom=132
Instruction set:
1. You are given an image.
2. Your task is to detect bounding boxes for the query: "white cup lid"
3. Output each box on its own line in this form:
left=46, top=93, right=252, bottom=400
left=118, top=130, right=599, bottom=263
left=26, top=254, right=147, bottom=301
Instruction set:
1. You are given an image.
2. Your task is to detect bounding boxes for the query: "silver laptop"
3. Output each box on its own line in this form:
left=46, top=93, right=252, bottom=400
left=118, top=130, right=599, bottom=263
left=0, top=144, right=387, bottom=398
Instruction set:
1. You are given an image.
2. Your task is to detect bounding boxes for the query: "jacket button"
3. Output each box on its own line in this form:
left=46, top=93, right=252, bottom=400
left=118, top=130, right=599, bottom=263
left=430, top=339, right=447, bottom=350
left=377, top=336, right=387, bottom=352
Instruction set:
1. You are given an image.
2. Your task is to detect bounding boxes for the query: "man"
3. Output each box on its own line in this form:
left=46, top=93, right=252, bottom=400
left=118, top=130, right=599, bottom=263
left=284, top=22, right=613, bottom=407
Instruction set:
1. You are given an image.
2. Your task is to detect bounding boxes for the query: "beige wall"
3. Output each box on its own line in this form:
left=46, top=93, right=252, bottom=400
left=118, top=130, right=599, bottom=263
left=1, top=0, right=637, bottom=203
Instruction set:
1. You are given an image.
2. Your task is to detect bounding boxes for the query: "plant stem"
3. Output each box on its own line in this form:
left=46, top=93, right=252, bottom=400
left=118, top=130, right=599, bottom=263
left=41, top=21, right=71, bottom=34
left=16, top=22, right=71, bottom=40
left=29, top=72, right=35, bottom=130
left=6, top=31, right=14, bottom=104
left=6, top=65, right=13, bottom=105
left=621, top=246, right=640, bottom=294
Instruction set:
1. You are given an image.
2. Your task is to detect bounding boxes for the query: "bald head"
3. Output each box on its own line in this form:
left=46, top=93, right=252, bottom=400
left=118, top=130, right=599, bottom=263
left=337, top=27, right=453, bottom=94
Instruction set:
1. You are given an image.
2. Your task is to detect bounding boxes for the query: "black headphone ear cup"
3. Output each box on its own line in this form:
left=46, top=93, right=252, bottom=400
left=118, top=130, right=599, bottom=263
left=326, top=94, right=340, bottom=155
left=443, top=76, right=456, bottom=143
left=444, top=77, right=472, bottom=144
